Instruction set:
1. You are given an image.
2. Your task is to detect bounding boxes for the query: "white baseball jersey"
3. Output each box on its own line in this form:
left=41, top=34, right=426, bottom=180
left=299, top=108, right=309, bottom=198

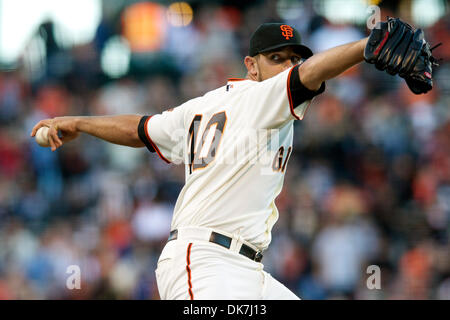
left=138, top=64, right=325, bottom=250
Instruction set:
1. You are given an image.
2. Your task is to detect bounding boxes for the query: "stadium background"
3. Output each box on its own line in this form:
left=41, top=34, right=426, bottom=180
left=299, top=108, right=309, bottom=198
left=0, top=0, right=449, bottom=299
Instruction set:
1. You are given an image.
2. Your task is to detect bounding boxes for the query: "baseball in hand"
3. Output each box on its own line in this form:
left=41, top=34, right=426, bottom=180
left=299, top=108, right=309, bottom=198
left=35, top=126, right=50, bottom=147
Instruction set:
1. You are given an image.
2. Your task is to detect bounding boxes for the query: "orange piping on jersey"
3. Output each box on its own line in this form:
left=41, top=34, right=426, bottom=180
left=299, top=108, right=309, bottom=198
left=287, top=66, right=300, bottom=120
left=227, top=78, right=247, bottom=82
left=144, top=116, right=171, bottom=164
left=186, top=243, right=194, bottom=300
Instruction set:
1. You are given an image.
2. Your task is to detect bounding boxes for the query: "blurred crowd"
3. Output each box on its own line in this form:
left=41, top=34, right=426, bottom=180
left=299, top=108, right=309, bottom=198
left=0, top=0, right=449, bottom=300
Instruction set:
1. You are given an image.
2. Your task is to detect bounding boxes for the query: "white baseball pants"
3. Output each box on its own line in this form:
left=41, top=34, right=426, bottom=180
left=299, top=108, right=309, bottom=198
left=155, top=226, right=300, bottom=300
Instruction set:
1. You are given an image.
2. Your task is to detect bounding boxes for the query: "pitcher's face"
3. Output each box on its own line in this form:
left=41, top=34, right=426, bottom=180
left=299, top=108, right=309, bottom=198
left=249, top=46, right=304, bottom=81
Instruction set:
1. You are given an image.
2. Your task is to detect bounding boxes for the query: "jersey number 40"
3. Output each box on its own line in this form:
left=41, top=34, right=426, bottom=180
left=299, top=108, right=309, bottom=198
left=188, top=111, right=227, bottom=174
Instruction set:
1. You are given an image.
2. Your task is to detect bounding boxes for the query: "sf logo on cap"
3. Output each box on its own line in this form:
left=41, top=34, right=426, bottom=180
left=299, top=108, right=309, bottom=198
left=280, top=25, right=293, bottom=40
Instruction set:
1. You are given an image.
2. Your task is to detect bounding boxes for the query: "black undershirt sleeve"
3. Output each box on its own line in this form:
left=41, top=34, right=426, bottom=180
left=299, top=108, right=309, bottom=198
left=289, top=64, right=326, bottom=108
left=138, top=115, right=156, bottom=153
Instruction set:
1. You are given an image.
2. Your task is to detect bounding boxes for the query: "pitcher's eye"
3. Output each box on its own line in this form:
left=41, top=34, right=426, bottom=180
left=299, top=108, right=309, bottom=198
left=270, top=54, right=281, bottom=62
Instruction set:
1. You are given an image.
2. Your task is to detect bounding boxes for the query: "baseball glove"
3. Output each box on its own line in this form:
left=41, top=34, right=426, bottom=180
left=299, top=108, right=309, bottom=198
left=364, top=17, right=440, bottom=94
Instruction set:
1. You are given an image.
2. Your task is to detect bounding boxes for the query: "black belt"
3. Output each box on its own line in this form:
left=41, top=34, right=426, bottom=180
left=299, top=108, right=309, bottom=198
left=168, top=229, right=263, bottom=262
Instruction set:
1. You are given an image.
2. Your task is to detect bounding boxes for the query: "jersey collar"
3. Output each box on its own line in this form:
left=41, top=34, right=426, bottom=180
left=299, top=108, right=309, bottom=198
left=227, top=78, right=248, bottom=82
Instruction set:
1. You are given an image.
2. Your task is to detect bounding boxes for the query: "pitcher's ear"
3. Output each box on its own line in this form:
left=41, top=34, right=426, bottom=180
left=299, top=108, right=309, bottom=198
left=244, top=56, right=259, bottom=79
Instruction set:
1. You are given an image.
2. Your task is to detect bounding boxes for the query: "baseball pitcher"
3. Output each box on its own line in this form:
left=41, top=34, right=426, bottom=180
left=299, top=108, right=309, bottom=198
left=31, top=19, right=438, bottom=299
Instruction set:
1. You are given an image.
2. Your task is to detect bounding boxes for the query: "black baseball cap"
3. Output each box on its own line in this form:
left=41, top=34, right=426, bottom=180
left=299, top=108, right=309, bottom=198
left=249, top=23, right=313, bottom=58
